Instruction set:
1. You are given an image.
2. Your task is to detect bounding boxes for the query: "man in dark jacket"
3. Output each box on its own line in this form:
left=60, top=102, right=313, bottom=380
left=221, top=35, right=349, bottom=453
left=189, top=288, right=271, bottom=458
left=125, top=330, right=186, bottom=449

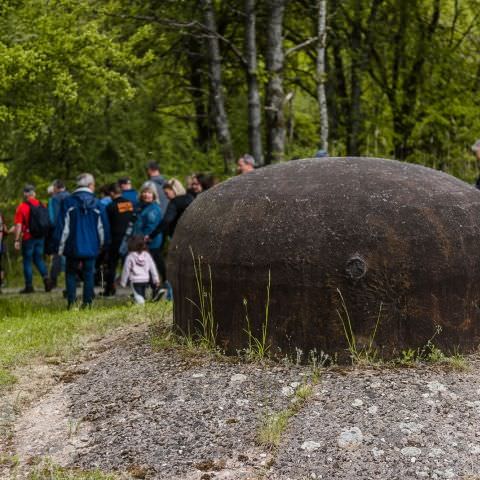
left=55, top=173, right=110, bottom=308
left=102, top=182, right=135, bottom=296
left=143, top=161, right=169, bottom=215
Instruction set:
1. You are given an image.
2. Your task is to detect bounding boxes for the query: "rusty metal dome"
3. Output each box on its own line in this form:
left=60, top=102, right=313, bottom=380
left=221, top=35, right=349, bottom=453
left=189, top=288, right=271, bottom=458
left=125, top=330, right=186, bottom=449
left=168, top=157, right=480, bottom=361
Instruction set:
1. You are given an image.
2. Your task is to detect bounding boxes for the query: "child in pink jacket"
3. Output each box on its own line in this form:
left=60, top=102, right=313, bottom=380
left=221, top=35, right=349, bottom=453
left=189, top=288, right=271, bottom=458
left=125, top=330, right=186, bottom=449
left=120, top=235, right=161, bottom=304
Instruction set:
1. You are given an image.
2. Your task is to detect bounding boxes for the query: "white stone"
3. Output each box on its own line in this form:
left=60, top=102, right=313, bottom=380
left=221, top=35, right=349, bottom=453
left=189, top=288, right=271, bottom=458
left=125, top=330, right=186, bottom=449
left=290, top=381, right=300, bottom=389
left=443, top=469, right=455, bottom=479
left=368, top=405, right=378, bottom=414
left=399, top=422, right=423, bottom=435
left=301, top=441, right=322, bottom=452
left=192, top=373, right=205, bottom=378
left=371, top=447, right=384, bottom=459
left=401, top=447, right=422, bottom=457
left=426, top=381, right=447, bottom=394
left=351, top=399, right=363, bottom=408
left=470, top=445, right=480, bottom=455
left=230, top=374, right=247, bottom=384
left=337, top=427, right=363, bottom=450
left=428, top=448, right=444, bottom=458
left=282, top=386, right=295, bottom=397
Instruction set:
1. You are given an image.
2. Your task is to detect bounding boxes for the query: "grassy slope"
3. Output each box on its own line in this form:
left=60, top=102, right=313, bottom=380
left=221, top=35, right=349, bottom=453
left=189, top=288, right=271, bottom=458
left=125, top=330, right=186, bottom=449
left=0, top=292, right=171, bottom=390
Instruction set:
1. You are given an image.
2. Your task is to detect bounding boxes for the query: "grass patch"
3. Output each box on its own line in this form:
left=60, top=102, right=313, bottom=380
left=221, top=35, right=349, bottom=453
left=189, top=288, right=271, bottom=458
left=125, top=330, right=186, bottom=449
left=28, top=460, right=117, bottom=479
left=0, top=292, right=172, bottom=392
left=257, top=375, right=320, bottom=449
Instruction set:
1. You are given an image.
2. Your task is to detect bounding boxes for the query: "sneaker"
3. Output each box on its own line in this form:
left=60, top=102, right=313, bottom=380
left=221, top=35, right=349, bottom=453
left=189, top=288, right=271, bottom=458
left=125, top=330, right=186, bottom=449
left=19, top=286, right=34, bottom=294
left=152, top=288, right=167, bottom=302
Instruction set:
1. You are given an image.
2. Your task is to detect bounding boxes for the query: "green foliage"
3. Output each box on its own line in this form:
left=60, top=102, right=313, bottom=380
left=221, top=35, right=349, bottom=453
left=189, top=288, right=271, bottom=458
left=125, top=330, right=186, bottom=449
left=1, top=0, right=480, bottom=195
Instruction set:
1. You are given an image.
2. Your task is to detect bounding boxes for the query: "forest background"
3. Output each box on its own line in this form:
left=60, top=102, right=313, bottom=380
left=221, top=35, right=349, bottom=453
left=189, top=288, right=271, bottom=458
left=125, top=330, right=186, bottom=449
left=1, top=0, right=480, bottom=200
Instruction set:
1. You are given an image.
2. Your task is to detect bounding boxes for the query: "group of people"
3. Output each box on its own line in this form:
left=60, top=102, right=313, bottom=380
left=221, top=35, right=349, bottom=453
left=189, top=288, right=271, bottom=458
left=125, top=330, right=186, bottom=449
left=1, top=155, right=255, bottom=307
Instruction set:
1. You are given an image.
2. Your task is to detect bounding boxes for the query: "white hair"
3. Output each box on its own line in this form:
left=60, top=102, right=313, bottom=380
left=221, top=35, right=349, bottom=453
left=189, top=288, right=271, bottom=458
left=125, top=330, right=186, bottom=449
left=76, top=173, right=95, bottom=188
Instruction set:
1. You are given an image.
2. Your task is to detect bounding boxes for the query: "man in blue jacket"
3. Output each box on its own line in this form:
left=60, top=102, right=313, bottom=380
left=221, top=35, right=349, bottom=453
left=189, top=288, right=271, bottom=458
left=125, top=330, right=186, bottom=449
left=54, top=173, right=110, bottom=308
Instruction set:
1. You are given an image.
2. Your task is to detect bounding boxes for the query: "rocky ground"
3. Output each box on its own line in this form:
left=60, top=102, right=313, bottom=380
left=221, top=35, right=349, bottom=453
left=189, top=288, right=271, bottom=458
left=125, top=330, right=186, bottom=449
left=3, top=321, right=480, bottom=480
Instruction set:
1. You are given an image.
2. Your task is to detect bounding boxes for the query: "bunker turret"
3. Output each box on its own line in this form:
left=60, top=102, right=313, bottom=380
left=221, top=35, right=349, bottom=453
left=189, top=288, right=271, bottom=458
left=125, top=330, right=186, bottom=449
left=168, top=158, right=480, bottom=360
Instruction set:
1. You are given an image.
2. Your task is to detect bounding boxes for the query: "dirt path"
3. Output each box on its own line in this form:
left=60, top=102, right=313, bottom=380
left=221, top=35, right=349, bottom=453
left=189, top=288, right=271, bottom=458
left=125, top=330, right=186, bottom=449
left=4, top=322, right=480, bottom=480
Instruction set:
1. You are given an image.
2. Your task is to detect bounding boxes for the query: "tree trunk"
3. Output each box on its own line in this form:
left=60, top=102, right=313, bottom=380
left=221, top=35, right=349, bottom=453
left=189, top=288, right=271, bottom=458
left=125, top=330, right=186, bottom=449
left=265, top=0, right=286, bottom=164
left=201, top=0, right=234, bottom=172
left=316, top=0, right=328, bottom=152
left=348, top=0, right=362, bottom=156
left=245, top=0, right=263, bottom=166
left=187, top=37, right=213, bottom=152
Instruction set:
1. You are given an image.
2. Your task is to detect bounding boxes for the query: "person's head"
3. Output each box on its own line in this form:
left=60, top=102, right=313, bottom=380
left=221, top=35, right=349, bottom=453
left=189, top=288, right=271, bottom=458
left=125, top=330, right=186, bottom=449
left=190, top=175, right=203, bottom=194
left=108, top=182, right=122, bottom=198
left=47, top=185, right=54, bottom=196
left=192, top=173, right=215, bottom=194
left=164, top=178, right=186, bottom=200
left=140, top=184, right=157, bottom=204
left=23, top=184, right=36, bottom=199
left=146, top=160, right=160, bottom=178
left=118, top=177, right=132, bottom=191
left=237, top=154, right=255, bottom=174
left=52, top=179, right=65, bottom=193
left=472, top=140, right=480, bottom=162
left=98, top=184, right=110, bottom=198
left=127, top=235, right=147, bottom=253
left=76, top=173, right=95, bottom=192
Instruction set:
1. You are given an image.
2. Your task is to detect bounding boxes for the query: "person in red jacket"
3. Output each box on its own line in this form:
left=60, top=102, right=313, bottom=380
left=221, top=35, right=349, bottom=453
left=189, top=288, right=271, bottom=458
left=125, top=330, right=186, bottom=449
left=14, top=185, right=51, bottom=293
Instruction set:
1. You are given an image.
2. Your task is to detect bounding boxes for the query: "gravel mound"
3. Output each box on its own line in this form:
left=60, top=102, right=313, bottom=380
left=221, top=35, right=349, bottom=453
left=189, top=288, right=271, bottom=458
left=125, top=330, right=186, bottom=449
left=11, top=324, right=480, bottom=480
left=268, top=365, right=480, bottom=480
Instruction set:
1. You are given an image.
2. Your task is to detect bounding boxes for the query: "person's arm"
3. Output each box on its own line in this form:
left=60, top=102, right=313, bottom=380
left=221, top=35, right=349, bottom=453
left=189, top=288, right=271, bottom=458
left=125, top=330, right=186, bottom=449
left=120, top=255, right=132, bottom=287
left=13, top=205, right=24, bottom=251
left=147, top=253, right=160, bottom=285
left=148, top=202, right=177, bottom=240
left=143, top=207, right=163, bottom=237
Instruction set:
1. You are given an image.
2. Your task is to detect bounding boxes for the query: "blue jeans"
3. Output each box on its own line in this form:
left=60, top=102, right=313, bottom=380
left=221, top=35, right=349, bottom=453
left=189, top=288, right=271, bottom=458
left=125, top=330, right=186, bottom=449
left=22, top=238, right=47, bottom=287
left=66, top=257, right=96, bottom=306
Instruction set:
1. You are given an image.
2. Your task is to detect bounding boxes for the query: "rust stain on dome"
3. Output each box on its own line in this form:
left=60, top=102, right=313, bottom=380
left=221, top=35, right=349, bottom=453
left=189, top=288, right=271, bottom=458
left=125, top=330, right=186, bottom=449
left=167, top=157, right=480, bottom=361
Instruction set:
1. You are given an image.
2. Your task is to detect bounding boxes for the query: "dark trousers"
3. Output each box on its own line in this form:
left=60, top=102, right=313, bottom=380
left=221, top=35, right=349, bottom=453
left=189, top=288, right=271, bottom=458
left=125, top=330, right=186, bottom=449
left=105, top=242, right=122, bottom=293
left=66, top=257, right=95, bottom=306
left=50, top=254, right=64, bottom=286
left=149, top=248, right=166, bottom=284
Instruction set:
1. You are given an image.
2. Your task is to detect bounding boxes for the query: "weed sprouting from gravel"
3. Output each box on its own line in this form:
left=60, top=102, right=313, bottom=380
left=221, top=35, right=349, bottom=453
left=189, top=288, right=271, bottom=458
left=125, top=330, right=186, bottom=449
left=243, top=270, right=272, bottom=361
left=336, top=288, right=383, bottom=365
left=397, top=326, right=468, bottom=371
left=257, top=374, right=320, bottom=449
left=187, top=247, right=217, bottom=351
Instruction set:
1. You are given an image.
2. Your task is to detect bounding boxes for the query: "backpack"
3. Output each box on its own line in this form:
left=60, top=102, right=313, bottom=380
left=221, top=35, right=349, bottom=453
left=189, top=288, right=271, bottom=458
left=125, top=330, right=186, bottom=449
left=26, top=201, right=51, bottom=238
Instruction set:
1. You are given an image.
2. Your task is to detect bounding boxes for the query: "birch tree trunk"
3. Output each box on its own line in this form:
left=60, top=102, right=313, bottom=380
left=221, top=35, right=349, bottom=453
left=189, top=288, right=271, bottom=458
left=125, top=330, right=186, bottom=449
left=316, top=0, right=328, bottom=153
left=245, top=0, right=263, bottom=166
left=265, top=0, right=286, bottom=164
left=202, top=0, right=234, bottom=172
